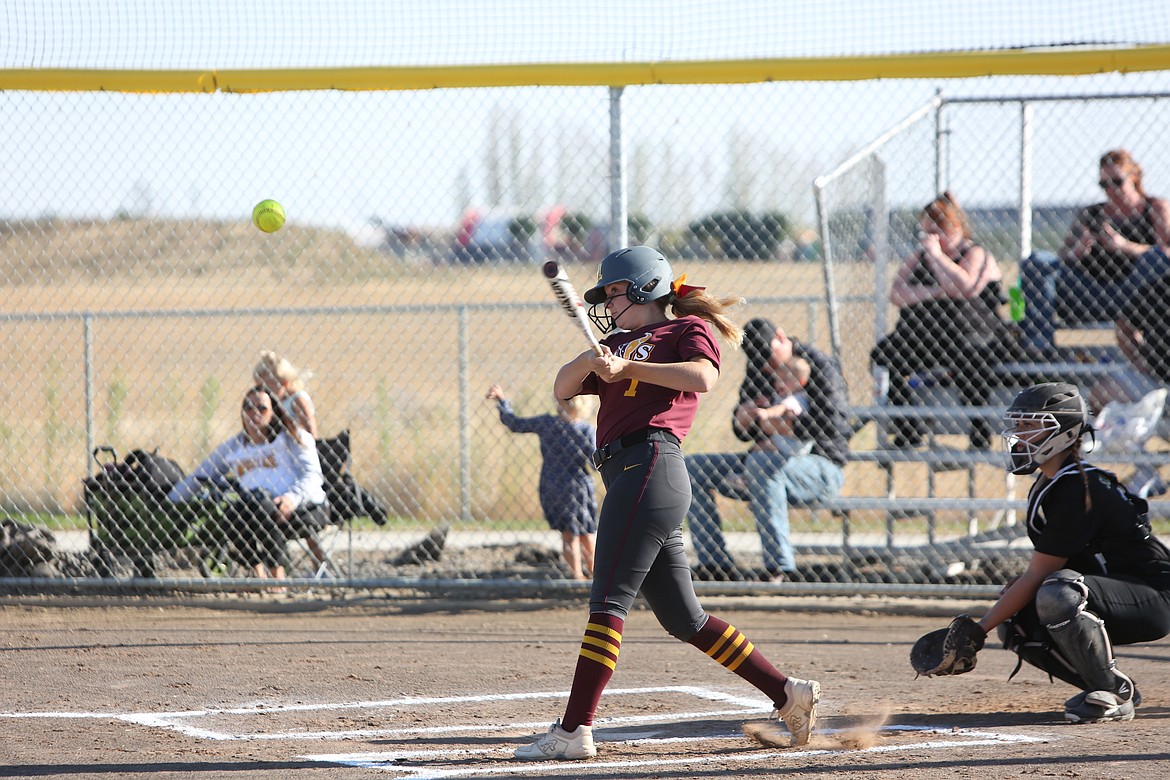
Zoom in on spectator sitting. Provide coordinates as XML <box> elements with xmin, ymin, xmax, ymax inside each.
<box><xmin>486</xmin><ymin>383</ymin><xmax>598</xmax><ymax>580</ymax></box>
<box><xmin>870</xmin><ymin>191</ymin><xmax>1012</xmax><ymax>449</ymax></box>
<box><xmin>168</xmin><ymin>386</ymin><xmax>327</xmax><ymax>585</ymax></box>
<box><xmin>721</xmin><ymin>356</ymin><xmax>812</xmax><ymax>496</ymax></box>
<box><xmin>686</xmin><ymin>318</ymin><xmax>850</xmax><ymax>582</ymax></box>
<box><xmin>1086</xmin><ymin>269</ymin><xmax>1170</xmax><ymax>427</ymax></box>
<box><xmin>1019</xmin><ymin>149</ymin><xmax>1170</xmax><ymax>358</ymax></box>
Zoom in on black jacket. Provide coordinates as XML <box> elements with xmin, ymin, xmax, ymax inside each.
<box><xmin>732</xmin><ymin>341</ymin><xmax>851</xmax><ymax>467</ymax></box>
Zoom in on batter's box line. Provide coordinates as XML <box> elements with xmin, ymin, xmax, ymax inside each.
<box><xmin>0</xmin><ymin>685</ymin><xmax>770</xmax><ymax>742</ymax></box>
<box><xmin>302</xmin><ymin>725</ymin><xmax>1056</xmax><ymax>779</ymax></box>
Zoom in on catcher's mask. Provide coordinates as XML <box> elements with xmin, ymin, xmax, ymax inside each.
<box><xmin>1001</xmin><ymin>382</ymin><xmax>1088</xmax><ymax>475</ymax></box>
<box><xmin>583</xmin><ymin>246</ymin><xmax>673</xmax><ymax>333</ymax></box>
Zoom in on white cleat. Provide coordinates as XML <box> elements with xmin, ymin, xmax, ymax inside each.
<box><xmin>514</xmin><ymin>719</ymin><xmax>596</xmax><ymax>761</ymax></box>
<box><xmin>771</xmin><ymin>677</ymin><xmax>822</xmax><ymax>746</ymax></box>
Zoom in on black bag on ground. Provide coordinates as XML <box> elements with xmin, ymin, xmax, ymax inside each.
<box><xmin>0</xmin><ymin>518</ymin><xmax>59</xmax><ymax>577</ymax></box>
<box><xmin>124</xmin><ymin>449</ymin><xmax>185</xmax><ymax>499</ymax></box>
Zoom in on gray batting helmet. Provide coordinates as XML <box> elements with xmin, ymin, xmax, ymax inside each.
<box><xmin>583</xmin><ymin>246</ymin><xmax>674</xmax><ymax>306</ymax></box>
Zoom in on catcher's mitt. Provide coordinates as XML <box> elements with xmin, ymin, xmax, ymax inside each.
<box><xmin>910</xmin><ymin>614</ymin><xmax>986</xmax><ymax>677</ymax></box>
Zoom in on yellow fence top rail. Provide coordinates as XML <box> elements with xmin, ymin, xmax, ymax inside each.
<box><xmin>4</xmin><ymin>45</ymin><xmax>1170</xmax><ymax>93</ymax></box>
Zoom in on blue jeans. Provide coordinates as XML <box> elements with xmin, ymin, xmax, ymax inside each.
<box><xmin>1020</xmin><ymin>248</ymin><xmax>1170</xmax><ymax>353</ymax></box>
<box><xmin>686</xmin><ymin>450</ymin><xmax>844</xmax><ymax>574</ymax></box>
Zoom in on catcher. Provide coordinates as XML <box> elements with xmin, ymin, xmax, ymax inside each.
<box><xmin>911</xmin><ymin>382</ymin><xmax>1170</xmax><ymax>723</ymax></box>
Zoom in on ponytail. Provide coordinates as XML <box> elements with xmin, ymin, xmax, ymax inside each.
<box><xmin>670</xmin><ymin>289</ymin><xmax>745</xmax><ymax>346</ymax></box>
<box><xmin>1070</xmin><ymin>449</ymin><xmax>1093</xmax><ymax>513</ymax></box>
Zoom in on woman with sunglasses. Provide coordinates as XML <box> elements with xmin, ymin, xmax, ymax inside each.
<box><xmin>1019</xmin><ymin>149</ymin><xmax>1170</xmax><ymax>358</ymax></box>
<box><xmin>168</xmin><ymin>385</ymin><xmax>327</xmax><ymax>583</ymax></box>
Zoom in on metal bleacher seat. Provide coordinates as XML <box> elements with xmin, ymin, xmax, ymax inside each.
<box><xmin>829</xmin><ymin>399</ymin><xmax>1170</xmax><ymax>547</ymax></box>
<box><xmin>836</xmin><ymin>406</ymin><xmax>1017</xmax><ymax>545</ymax></box>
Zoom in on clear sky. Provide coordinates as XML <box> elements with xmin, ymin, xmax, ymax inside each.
<box><xmin>6</xmin><ymin>1</ymin><xmax>1170</xmax><ymax>68</ymax></box>
<box><xmin>2</xmin><ymin>2</ymin><xmax>1170</xmax><ymax>233</ymax></box>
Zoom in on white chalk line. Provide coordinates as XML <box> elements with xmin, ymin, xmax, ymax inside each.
<box><xmin>1</xmin><ymin>684</ymin><xmax>1060</xmax><ymax>779</ymax></box>
<box><xmin>301</xmin><ymin>726</ymin><xmax>1054</xmax><ymax>778</ymax></box>
<box><xmin>0</xmin><ymin>686</ymin><xmax>769</xmax><ymax>742</ymax></box>
<box><xmin>124</xmin><ymin>706</ymin><xmax>766</xmax><ymax>742</ymax></box>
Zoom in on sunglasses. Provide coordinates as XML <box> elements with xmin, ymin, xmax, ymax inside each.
<box><xmin>242</xmin><ymin>400</ymin><xmax>272</xmax><ymax>412</ymax></box>
<box><xmin>1099</xmin><ymin>176</ymin><xmax>1128</xmax><ymax>189</ymax></box>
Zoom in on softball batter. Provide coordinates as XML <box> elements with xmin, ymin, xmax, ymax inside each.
<box><xmin>514</xmin><ymin>246</ymin><xmax>821</xmax><ymax>761</ymax></box>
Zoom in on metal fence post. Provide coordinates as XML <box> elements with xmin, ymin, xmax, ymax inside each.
<box><xmin>84</xmin><ymin>313</ymin><xmax>94</xmax><ymax>476</ymax></box>
<box><xmin>459</xmin><ymin>304</ymin><xmax>471</xmax><ymax>524</ymax></box>
<box><xmin>609</xmin><ymin>86</ymin><xmax>627</xmax><ymax>252</ymax></box>
<box><xmin>1019</xmin><ymin>100</ymin><xmax>1034</xmax><ymax>260</ymax></box>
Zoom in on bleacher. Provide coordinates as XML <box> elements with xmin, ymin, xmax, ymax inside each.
<box><xmin>789</xmin><ymin>393</ymin><xmax>1170</xmax><ymax>581</ymax></box>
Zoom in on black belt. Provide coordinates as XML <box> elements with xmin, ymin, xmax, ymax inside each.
<box><xmin>591</xmin><ymin>428</ymin><xmax>680</xmax><ymax>469</ymax></box>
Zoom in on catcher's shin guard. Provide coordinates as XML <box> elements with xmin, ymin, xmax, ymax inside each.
<box><xmin>997</xmin><ymin>618</ymin><xmax>1091</xmax><ymax>689</ymax></box>
<box><xmin>1037</xmin><ymin>570</ymin><xmax>1122</xmax><ymax>694</ymax></box>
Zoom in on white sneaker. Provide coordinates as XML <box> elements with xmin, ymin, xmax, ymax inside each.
<box><xmin>514</xmin><ymin>719</ymin><xmax>596</xmax><ymax>761</ymax></box>
<box><xmin>771</xmin><ymin>677</ymin><xmax>821</xmax><ymax>746</ymax></box>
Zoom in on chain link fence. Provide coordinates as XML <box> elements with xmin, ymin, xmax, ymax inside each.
<box><xmin>812</xmin><ymin>91</ymin><xmax>1170</xmax><ymax>592</ymax></box>
<box><xmin>3</xmin><ymin>42</ymin><xmax>1170</xmax><ymax>593</ymax></box>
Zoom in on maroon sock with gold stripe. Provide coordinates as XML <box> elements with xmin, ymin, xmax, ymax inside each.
<box><xmin>561</xmin><ymin>613</ymin><xmax>624</xmax><ymax>731</ymax></box>
<box><xmin>688</xmin><ymin>615</ymin><xmax>788</xmax><ymax>707</ymax></box>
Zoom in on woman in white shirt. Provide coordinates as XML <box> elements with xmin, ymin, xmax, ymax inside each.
<box><xmin>169</xmin><ymin>386</ymin><xmax>326</xmax><ymax>582</ymax></box>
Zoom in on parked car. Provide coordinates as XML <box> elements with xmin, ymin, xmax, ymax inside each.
<box><xmin>451</xmin><ymin>208</ymin><xmax>536</xmax><ymax>264</ymax></box>
<box><xmin>450</xmin><ymin>205</ymin><xmax>604</xmax><ymax>265</ymax></box>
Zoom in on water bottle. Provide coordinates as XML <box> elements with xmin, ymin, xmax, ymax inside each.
<box><xmin>872</xmin><ymin>366</ymin><xmax>889</xmax><ymax>405</ymax></box>
<box><xmin>1009</xmin><ymin>279</ymin><xmax>1026</xmax><ymax>323</ymax></box>
<box><xmin>908</xmin><ymin>373</ymin><xmax>935</xmax><ymax>391</ymax></box>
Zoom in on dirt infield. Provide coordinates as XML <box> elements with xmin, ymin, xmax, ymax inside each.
<box><xmin>3</xmin><ymin>595</ymin><xmax>1170</xmax><ymax>779</ymax></box>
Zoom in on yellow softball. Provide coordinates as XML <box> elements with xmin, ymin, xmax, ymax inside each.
<box><xmin>252</xmin><ymin>199</ymin><xmax>286</xmax><ymax>233</ymax></box>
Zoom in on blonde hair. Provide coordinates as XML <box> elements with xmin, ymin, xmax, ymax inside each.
<box><xmin>253</xmin><ymin>350</ymin><xmax>311</xmax><ymax>393</ymax></box>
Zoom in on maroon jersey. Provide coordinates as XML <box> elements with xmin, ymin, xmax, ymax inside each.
<box><xmin>580</xmin><ymin>315</ymin><xmax>721</xmax><ymax>447</ymax></box>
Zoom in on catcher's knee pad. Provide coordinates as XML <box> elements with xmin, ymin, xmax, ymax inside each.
<box><xmin>1035</xmin><ymin>568</ymin><xmax>1089</xmax><ymax>627</ymax></box>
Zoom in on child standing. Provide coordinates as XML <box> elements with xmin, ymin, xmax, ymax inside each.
<box><xmin>487</xmin><ymin>384</ymin><xmax>598</xmax><ymax>580</ymax></box>
<box><xmin>253</xmin><ymin>351</ymin><xmax>328</xmax><ymax>571</ymax></box>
